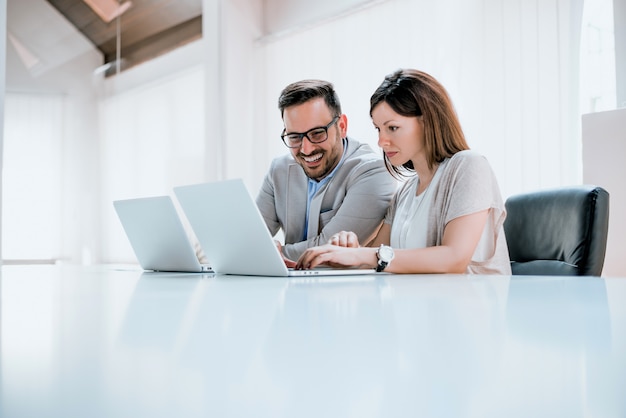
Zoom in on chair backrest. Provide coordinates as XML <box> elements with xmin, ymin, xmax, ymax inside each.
<box><xmin>503</xmin><ymin>185</ymin><xmax>609</xmax><ymax>276</ymax></box>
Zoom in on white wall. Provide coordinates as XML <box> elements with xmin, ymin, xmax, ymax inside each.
<box><xmin>1</xmin><ymin>0</ymin><xmax>6</xmax><ymax>261</ymax></box>
<box><xmin>616</xmin><ymin>0</ymin><xmax>626</xmax><ymax>106</ymax></box>
<box><xmin>582</xmin><ymin>108</ymin><xmax>626</xmax><ymax>277</ymax></box>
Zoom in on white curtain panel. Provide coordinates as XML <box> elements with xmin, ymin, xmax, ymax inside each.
<box><xmin>2</xmin><ymin>93</ymin><xmax>63</xmax><ymax>261</ymax></box>
<box><xmin>261</xmin><ymin>0</ymin><xmax>585</xmax><ymax>199</ymax></box>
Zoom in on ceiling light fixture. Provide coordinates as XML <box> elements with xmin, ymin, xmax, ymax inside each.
<box><xmin>82</xmin><ymin>0</ymin><xmax>132</xmax><ymax>23</ymax></box>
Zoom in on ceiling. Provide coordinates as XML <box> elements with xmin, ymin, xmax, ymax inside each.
<box><xmin>46</xmin><ymin>0</ymin><xmax>203</xmax><ymax>76</ymax></box>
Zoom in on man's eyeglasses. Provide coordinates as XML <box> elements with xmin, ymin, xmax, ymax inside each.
<box><xmin>281</xmin><ymin>116</ymin><xmax>340</xmax><ymax>148</ymax></box>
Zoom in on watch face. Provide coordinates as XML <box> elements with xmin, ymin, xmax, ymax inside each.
<box><xmin>379</xmin><ymin>245</ymin><xmax>394</xmax><ymax>262</ymax></box>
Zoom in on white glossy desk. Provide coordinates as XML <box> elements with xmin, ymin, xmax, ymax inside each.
<box><xmin>1</xmin><ymin>265</ymin><xmax>625</xmax><ymax>418</ymax></box>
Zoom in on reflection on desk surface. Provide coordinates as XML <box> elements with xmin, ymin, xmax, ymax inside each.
<box><xmin>1</xmin><ymin>265</ymin><xmax>625</xmax><ymax>418</ymax></box>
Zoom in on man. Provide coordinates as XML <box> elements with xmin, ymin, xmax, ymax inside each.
<box><xmin>256</xmin><ymin>79</ymin><xmax>396</xmax><ymax>263</ymax></box>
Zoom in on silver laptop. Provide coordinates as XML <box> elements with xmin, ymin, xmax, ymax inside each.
<box><xmin>113</xmin><ymin>196</ymin><xmax>213</xmax><ymax>273</ymax></box>
<box><xmin>173</xmin><ymin>179</ymin><xmax>378</xmax><ymax>277</ymax></box>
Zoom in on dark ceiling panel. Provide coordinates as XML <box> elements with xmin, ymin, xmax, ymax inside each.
<box><xmin>46</xmin><ymin>0</ymin><xmax>202</xmax><ymax>76</ymax></box>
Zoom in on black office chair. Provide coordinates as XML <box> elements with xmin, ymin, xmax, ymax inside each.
<box><xmin>503</xmin><ymin>185</ymin><xmax>609</xmax><ymax>276</ymax></box>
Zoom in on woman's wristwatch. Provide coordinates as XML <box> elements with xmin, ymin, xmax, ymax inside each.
<box><xmin>376</xmin><ymin>244</ymin><xmax>395</xmax><ymax>272</ymax></box>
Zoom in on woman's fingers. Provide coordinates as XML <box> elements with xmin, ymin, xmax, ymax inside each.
<box><xmin>328</xmin><ymin>231</ymin><xmax>359</xmax><ymax>247</ymax></box>
<box><xmin>297</xmin><ymin>245</ymin><xmax>331</xmax><ymax>269</ymax></box>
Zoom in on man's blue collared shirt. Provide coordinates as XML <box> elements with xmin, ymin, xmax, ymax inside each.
<box><xmin>303</xmin><ymin>138</ymin><xmax>347</xmax><ymax>240</ymax></box>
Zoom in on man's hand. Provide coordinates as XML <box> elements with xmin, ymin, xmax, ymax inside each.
<box><xmin>328</xmin><ymin>231</ymin><xmax>360</xmax><ymax>248</ymax></box>
<box><xmin>275</xmin><ymin>240</ymin><xmax>296</xmax><ymax>268</ymax></box>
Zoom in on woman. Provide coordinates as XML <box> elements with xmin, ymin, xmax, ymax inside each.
<box><xmin>296</xmin><ymin>69</ymin><xmax>511</xmax><ymax>274</ymax></box>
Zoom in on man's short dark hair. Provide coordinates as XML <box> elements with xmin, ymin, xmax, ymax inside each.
<box><xmin>278</xmin><ymin>79</ymin><xmax>342</xmax><ymax>117</ymax></box>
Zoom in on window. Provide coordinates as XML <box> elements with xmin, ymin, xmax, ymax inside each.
<box><xmin>2</xmin><ymin>93</ymin><xmax>64</xmax><ymax>262</ymax></box>
<box><xmin>580</xmin><ymin>0</ymin><xmax>616</xmax><ymax>113</ymax></box>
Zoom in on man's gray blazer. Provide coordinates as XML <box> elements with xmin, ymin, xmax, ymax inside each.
<box><xmin>256</xmin><ymin>137</ymin><xmax>397</xmax><ymax>261</ymax></box>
